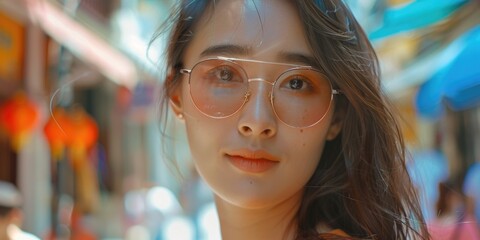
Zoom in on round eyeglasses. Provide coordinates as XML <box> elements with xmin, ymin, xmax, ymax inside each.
<box><xmin>180</xmin><ymin>57</ymin><xmax>340</xmax><ymax>128</ymax></box>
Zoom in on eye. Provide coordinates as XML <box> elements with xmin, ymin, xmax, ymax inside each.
<box><xmin>288</xmin><ymin>78</ymin><xmax>306</xmax><ymax>90</ymax></box>
<box><xmin>282</xmin><ymin>76</ymin><xmax>311</xmax><ymax>91</ymax></box>
<box><xmin>217</xmin><ymin>67</ymin><xmax>233</xmax><ymax>81</ymax></box>
<box><xmin>207</xmin><ymin>64</ymin><xmax>244</xmax><ymax>84</ymax></box>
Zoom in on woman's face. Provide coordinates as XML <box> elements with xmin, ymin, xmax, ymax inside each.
<box><xmin>171</xmin><ymin>0</ymin><xmax>342</xmax><ymax>209</ymax></box>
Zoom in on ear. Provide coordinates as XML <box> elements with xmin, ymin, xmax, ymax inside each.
<box><xmin>167</xmin><ymin>73</ymin><xmax>184</xmax><ymax>120</ymax></box>
<box><xmin>170</xmin><ymin>94</ymin><xmax>184</xmax><ymax>120</ymax></box>
<box><xmin>326</xmin><ymin>109</ymin><xmax>344</xmax><ymax>140</ymax></box>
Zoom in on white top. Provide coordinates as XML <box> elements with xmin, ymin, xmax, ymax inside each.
<box><xmin>7</xmin><ymin>224</ymin><xmax>41</xmax><ymax>240</ymax></box>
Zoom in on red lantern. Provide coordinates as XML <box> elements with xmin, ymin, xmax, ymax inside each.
<box><xmin>44</xmin><ymin>108</ymin><xmax>72</xmax><ymax>160</ymax></box>
<box><xmin>0</xmin><ymin>91</ymin><xmax>40</xmax><ymax>151</ymax></box>
<box><xmin>67</xmin><ymin>107</ymin><xmax>98</xmax><ymax>169</ymax></box>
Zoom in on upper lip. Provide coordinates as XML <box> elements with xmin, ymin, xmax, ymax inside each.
<box><xmin>225</xmin><ymin>149</ymin><xmax>280</xmax><ymax>161</ymax></box>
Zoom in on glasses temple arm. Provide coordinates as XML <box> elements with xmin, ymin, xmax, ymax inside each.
<box><xmin>180</xmin><ymin>69</ymin><xmax>191</xmax><ymax>74</ymax></box>
<box><xmin>332</xmin><ymin>89</ymin><xmax>342</xmax><ymax>95</ymax></box>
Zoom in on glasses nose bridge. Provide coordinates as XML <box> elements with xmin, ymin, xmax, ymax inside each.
<box><xmin>245</xmin><ymin>77</ymin><xmax>274</xmax><ymax>100</ymax></box>
<box><xmin>248</xmin><ymin>77</ymin><xmax>275</xmax><ymax>86</ymax></box>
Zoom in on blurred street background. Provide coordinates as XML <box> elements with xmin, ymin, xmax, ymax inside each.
<box><xmin>0</xmin><ymin>0</ymin><xmax>479</xmax><ymax>239</ymax></box>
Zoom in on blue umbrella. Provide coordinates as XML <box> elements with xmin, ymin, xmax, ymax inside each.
<box><xmin>416</xmin><ymin>25</ymin><xmax>480</xmax><ymax>118</ymax></box>
<box><xmin>442</xmin><ymin>27</ymin><xmax>480</xmax><ymax>111</ymax></box>
<box><xmin>416</xmin><ymin>68</ymin><xmax>447</xmax><ymax>119</ymax></box>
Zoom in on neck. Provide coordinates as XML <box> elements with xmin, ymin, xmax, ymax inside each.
<box><xmin>214</xmin><ymin>193</ymin><xmax>302</xmax><ymax>240</ymax></box>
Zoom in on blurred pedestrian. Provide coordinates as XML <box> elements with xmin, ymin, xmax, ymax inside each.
<box><xmin>464</xmin><ymin>162</ymin><xmax>480</xmax><ymax>227</ymax></box>
<box><xmin>0</xmin><ymin>181</ymin><xmax>40</xmax><ymax>240</ymax></box>
<box><xmin>428</xmin><ymin>179</ymin><xmax>480</xmax><ymax>240</ymax></box>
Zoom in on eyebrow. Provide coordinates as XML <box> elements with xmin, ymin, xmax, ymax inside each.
<box><xmin>200</xmin><ymin>44</ymin><xmax>251</xmax><ymax>58</ymax></box>
<box><xmin>199</xmin><ymin>44</ymin><xmax>318</xmax><ymax>67</ymax></box>
<box><xmin>277</xmin><ymin>52</ymin><xmax>318</xmax><ymax>68</ymax></box>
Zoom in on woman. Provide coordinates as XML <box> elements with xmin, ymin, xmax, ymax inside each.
<box><xmin>152</xmin><ymin>0</ymin><xmax>429</xmax><ymax>239</ymax></box>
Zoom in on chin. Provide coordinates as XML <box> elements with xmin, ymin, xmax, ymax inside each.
<box><xmin>212</xmin><ymin>182</ymin><xmax>284</xmax><ymax>210</ymax></box>
<box><xmin>224</xmin><ymin>195</ymin><xmax>279</xmax><ymax>210</ymax></box>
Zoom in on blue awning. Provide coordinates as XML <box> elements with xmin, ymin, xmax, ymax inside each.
<box><xmin>416</xmin><ymin>25</ymin><xmax>480</xmax><ymax>119</ymax></box>
<box><xmin>369</xmin><ymin>0</ymin><xmax>468</xmax><ymax>40</ymax></box>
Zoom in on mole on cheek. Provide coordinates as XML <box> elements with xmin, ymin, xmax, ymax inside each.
<box><xmin>300</xmin><ymin>129</ymin><xmax>304</xmax><ymax>133</ymax></box>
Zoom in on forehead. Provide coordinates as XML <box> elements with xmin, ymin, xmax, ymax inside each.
<box><xmin>183</xmin><ymin>0</ymin><xmax>312</xmax><ymax>63</ymax></box>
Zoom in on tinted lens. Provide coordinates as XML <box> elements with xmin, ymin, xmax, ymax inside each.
<box><xmin>189</xmin><ymin>59</ymin><xmax>249</xmax><ymax>117</ymax></box>
<box><xmin>272</xmin><ymin>68</ymin><xmax>333</xmax><ymax>127</ymax></box>
<box><xmin>187</xmin><ymin>59</ymin><xmax>334</xmax><ymax>127</ymax></box>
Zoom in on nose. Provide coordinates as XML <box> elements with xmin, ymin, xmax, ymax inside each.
<box><xmin>237</xmin><ymin>79</ymin><xmax>277</xmax><ymax>138</ymax></box>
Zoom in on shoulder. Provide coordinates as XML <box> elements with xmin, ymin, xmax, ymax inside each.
<box><xmin>316</xmin><ymin>223</ymin><xmax>352</xmax><ymax>239</ymax></box>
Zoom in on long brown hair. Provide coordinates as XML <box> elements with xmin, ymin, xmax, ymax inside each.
<box><xmin>150</xmin><ymin>0</ymin><xmax>429</xmax><ymax>239</ymax></box>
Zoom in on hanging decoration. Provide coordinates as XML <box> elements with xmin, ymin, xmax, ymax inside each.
<box><xmin>67</xmin><ymin>107</ymin><xmax>99</xmax><ymax>170</ymax></box>
<box><xmin>43</xmin><ymin>107</ymin><xmax>98</xmax><ymax>168</ymax></box>
<box><xmin>44</xmin><ymin>108</ymin><xmax>72</xmax><ymax>160</ymax></box>
<box><xmin>66</xmin><ymin>107</ymin><xmax>100</xmax><ymax>213</ymax></box>
<box><xmin>44</xmin><ymin>106</ymin><xmax>100</xmax><ymax>227</ymax></box>
<box><xmin>0</xmin><ymin>91</ymin><xmax>40</xmax><ymax>151</ymax></box>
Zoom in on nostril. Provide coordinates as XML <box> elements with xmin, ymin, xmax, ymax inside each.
<box><xmin>263</xmin><ymin>129</ymin><xmax>272</xmax><ymax>136</ymax></box>
<box><xmin>238</xmin><ymin>124</ymin><xmax>276</xmax><ymax>138</ymax></box>
<box><xmin>241</xmin><ymin>126</ymin><xmax>252</xmax><ymax>134</ymax></box>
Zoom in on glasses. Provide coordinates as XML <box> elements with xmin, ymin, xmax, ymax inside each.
<box><xmin>180</xmin><ymin>57</ymin><xmax>340</xmax><ymax>128</ymax></box>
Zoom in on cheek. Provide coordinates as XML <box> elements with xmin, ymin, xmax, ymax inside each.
<box><xmin>284</xmin><ymin>128</ymin><xmax>329</xmax><ymax>174</ymax></box>
<box><xmin>183</xmin><ymin>103</ymin><xmax>234</xmax><ymax>167</ymax></box>
<box><xmin>184</xmin><ymin>117</ymin><xmax>226</xmax><ymax>159</ymax></box>
<box><xmin>289</xmin><ymin>127</ymin><xmax>329</xmax><ymax>159</ymax></box>
<box><xmin>184</xmin><ymin>117</ymin><xmax>224</xmax><ymax>191</ymax></box>
<box><xmin>274</xmin><ymin>127</ymin><xmax>330</xmax><ymax>184</ymax></box>
<box><xmin>299</xmin><ymin>129</ymin><xmax>308</xmax><ymax>148</ymax></box>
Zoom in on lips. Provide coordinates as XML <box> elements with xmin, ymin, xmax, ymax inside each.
<box><xmin>225</xmin><ymin>149</ymin><xmax>279</xmax><ymax>173</ymax></box>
